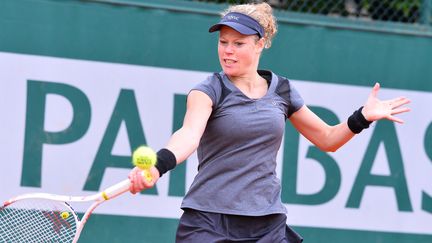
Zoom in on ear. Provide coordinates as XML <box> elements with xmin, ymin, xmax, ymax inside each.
<box><xmin>255</xmin><ymin>37</ymin><xmax>265</xmax><ymax>54</ymax></box>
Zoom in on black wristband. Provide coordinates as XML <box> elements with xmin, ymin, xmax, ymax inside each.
<box><xmin>347</xmin><ymin>106</ymin><xmax>372</xmax><ymax>134</ymax></box>
<box><xmin>155</xmin><ymin>148</ymin><xmax>177</xmax><ymax>177</ymax></box>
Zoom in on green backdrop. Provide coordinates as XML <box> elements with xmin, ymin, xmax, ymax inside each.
<box><xmin>1</xmin><ymin>0</ymin><xmax>431</xmax><ymax>242</ymax></box>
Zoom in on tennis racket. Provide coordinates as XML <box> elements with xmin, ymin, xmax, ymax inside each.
<box><xmin>0</xmin><ymin>176</ymin><xmax>139</xmax><ymax>243</ymax></box>
<box><xmin>0</xmin><ymin>146</ymin><xmax>156</xmax><ymax>243</ymax></box>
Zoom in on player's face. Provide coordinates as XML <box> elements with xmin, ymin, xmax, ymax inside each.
<box><xmin>218</xmin><ymin>26</ymin><xmax>263</xmax><ymax>78</ymax></box>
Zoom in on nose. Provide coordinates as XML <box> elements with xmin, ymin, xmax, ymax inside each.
<box><xmin>224</xmin><ymin>43</ymin><xmax>234</xmax><ymax>54</ymax></box>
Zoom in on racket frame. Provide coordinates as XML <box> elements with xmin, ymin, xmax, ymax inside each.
<box><xmin>2</xmin><ymin>178</ymin><xmax>132</xmax><ymax>243</ymax></box>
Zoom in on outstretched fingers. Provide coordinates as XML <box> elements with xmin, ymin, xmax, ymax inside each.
<box><xmin>391</xmin><ymin>106</ymin><xmax>411</xmax><ymax>115</ymax></box>
<box><xmin>387</xmin><ymin>96</ymin><xmax>410</xmax><ymax>109</ymax></box>
<box><xmin>387</xmin><ymin>115</ymin><xmax>405</xmax><ymax>124</ymax></box>
<box><xmin>365</xmin><ymin>83</ymin><xmax>411</xmax><ymax>124</ymax></box>
<box><xmin>387</xmin><ymin>98</ymin><xmax>410</xmax><ymax>123</ymax></box>
<box><xmin>369</xmin><ymin>82</ymin><xmax>380</xmax><ymax>99</ymax></box>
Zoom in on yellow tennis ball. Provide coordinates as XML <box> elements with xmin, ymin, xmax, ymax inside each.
<box><xmin>60</xmin><ymin>211</ymin><xmax>70</xmax><ymax>219</ymax></box>
<box><xmin>132</xmin><ymin>146</ymin><xmax>157</xmax><ymax>170</ymax></box>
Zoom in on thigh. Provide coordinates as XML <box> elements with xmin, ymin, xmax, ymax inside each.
<box><xmin>227</xmin><ymin>214</ymin><xmax>286</xmax><ymax>243</ymax></box>
<box><xmin>227</xmin><ymin>213</ymin><xmax>285</xmax><ymax>241</ymax></box>
<box><xmin>176</xmin><ymin>209</ymin><xmax>303</xmax><ymax>243</ymax></box>
<box><xmin>228</xmin><ymin>214</ymin><xmax>302</xmax><ymax>243</ymax></box>
<box><xmin>175</xmin><ymin>209</ymin><xmax>227</xmax><ymax>243</ymax></box>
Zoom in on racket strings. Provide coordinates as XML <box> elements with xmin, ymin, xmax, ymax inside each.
<box><xmin>0</xmin><ymin>198</ymin><xmax>77</xmax><ymax>242</ymax></box>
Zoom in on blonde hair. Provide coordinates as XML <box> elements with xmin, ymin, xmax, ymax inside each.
<box><xmin>222</xmin><ymin>2</ymin><xmax>277</xmax><ymax>49</ymax></box>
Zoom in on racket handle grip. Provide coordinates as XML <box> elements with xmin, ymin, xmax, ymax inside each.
<box><xmin>102</xmin><ymin>171</ymin><xmax>151</xmax><ymax>200</ymax></box>
<box><xmin>102</xmin><ymin>179</ymin><xmax>131</xmax><ymax>200</ymax></box>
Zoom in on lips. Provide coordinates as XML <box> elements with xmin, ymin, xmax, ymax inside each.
<box><xmin>224</xmin><ymin>58</ymin><xmax>237</xmax><ymax>65</ymax></box>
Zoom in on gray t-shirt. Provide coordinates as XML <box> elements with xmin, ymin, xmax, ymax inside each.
<box><xmin>181</xmin><ymin>70</ymin><xmax>304</xmax><ymax>216</ymax></box>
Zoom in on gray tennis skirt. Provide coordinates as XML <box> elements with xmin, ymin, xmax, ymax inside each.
<box><xmin>176</xmin><ymin>208</ymin><xmax>303</xmax><ymax>243</ymax></box>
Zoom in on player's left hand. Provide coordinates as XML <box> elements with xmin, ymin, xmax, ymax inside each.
<box><xmin>361</xmin><ymin>83</ymin><xmax>411</xmax><ymax>123</ymax></box>
<box><xmin>128</xmin><ymin>166</ymin><xmax>160</xmax><ymax>194</ymax></box>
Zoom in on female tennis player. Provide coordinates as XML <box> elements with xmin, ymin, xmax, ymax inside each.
<box><xmin>128</xmin><ymin>2</ymin><xmax>410</xmax><ymax>242</ymax></box>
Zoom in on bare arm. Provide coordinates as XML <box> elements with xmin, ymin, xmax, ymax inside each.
<box><xmin>290</xmin><ymin>105</ymin><xmax>354</xmax><ymax>152</ymax></box>
<box><xmin>129</xmin><ymin>90</ymin><xmax>212</xmax><ymax>193</ymax></box>
<box><xmin>165</xmin><ymin>90</ymin><xmax>213</xmax><ymax>164</ymax></box>
<box><xmin>290</xmin><ymin>83</ymin><xmax>410</xmax><ymax>152</ymax></box>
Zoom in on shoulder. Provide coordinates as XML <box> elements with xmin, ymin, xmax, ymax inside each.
<box><xmin>191</xmin><ymin>72</ymin><xmax>231</xmax><ymax>108</ymax></box>
<box><xmin>269</xmin><ymin>71</ymin><xmax>305</xmax><ymax>118</ymax></box>
<box><xmin>273</xmin><ymin>74</ymin><xmax>291</xmax><ymax>100</ymax></box>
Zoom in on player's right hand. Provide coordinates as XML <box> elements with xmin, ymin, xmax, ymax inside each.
<box><xmin>128</xmin><ymin>166</ymin><xmax>160</xmax><ymax>194</ymax></box>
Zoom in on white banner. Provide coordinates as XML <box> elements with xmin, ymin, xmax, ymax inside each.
<box><xmin>0</xmin><ymin>52</ymin><xmax>431</xmax><ymax>235</ymax></box>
